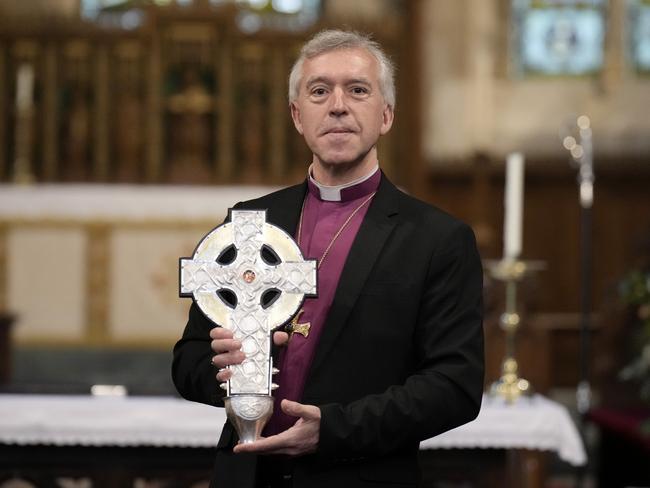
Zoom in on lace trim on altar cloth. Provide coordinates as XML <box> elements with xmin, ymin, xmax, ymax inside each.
<box><xmin>0</xmin><ymin>394</ymin><xmax>586</xmax><ymax>466</ymax></box>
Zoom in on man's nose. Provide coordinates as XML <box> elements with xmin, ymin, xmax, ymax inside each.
<box><xmin>329</xmin><ymin>87</ymin><xmax>348</xmax><ymax>116</ymax></box>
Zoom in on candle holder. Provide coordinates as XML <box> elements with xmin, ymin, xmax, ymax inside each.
<box><xmin>484</xmin><ymin>258</ymin><xmax>545</xmax><ymax>403</ymax></box>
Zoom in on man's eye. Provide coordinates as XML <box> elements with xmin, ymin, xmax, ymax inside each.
<box><xmin>351</xmin><ymin>87</ymin><xmax>368</xmax><ymax>95</ymax></box>
<box><xmin>312</xmin><ymin>88</ymin><xmax>327</xmax><ymax>96</ymax></box>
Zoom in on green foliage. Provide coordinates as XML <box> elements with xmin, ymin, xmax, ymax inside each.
<box><xmin>618</xmin><ymin>269</ymin><xmax>650</xmax><ymax>402</ymax></box>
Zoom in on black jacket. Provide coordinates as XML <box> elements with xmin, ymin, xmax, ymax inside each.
<box><xmin>172</xmin><ymin>174</ymin><xmax>484</xmax><ymax>488</ymax></box>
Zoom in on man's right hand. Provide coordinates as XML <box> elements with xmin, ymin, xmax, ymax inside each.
<box><xmin>209</xmin><ymin>327</ymin><xmax>289</xmax><ymax>383</ymax></box>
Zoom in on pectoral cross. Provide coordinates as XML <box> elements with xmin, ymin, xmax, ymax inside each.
<box><xmin>287</xmin><ymin>308</ymin><xmax>311</xmax><ymax>339</ymax></box>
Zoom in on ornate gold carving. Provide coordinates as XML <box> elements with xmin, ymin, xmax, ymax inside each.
<box><xmin>217</xmin><ymin>41</ymin><xmax>234</xmax><ymax>181</ymax></box>
<box><xmin>237</xmin><ymin>42</ymin><xmax>265</xmax><ymax>182</ymax></box>
<box><xmin>63</xmin><ymin>40</ymin><xmax>90</xmax><ymax>60</ymax></box>
<box><xmin>161</xmin><ymin>21</ymin><xmax>217</xmax><ymax>184</ymax></box>
<box><xmin>0</xmin><ymin>224</ymin><xmax>7</xmax><ymax>312</ymax></box>
<box><xmin>165</xmin><ymin>23</ymin><xmax>215</xmax><ymax>67</ymax></box>
<box><xmin>269</xmin><ymin>47</ymin><xmax>287</xmax><ymax>183</ymax></box>
<box><xmin>166</xmin><ymin>66</ymin><xmax>214</xmax><ymax>184</ymax></box>
<box><xmin>42</xmin><ymin>43</ymin><xmax>58</xmax><ymax>182</ymax></box>
<box><xmin>146</xmin><ymin>33</ymin><xmax>163</xmax><ymax>183</ymax></box>
<box><xmin>11</xmin><ymin>40</ymin><xmax>39</xmax><ymax>59</ymax></box>
<box><xmin>115</xmin><ymin>40</ymin><xmax>143</xmax><ymax>60</ymax></box>
<box><xmin>86</xmin><ymin>224</ymin><xmax>110</xmax><ymax>343</ymax></box>
<box><xmin>94</xmin><ymin>44</ymin><xmax>110</xmax><ymax>182</ymax></box>
<box><xmin>114</xmin><ymin>41</ymin><xmax>145</xmax><ymax>183</ymax></box>
<box><xmin>167</xmin><ymin>23</ymin><xmax>215</xmax><ymax>41</ymax></box>
<box><xmin>61</xmin><ymin>40</ymin><xmax>92</xmax><ymax>182</ymax></box>
<box><xmin>12</xmin><ymin>62</ymin><xmax>36</xmax><ymax>184</ymax></box>
<box><xmin>0</xmin><ymin>42</ymin><xmax>5</xmax><ymax>181</ymax></box>
<box><xmin>0</xmin><ymin>11</ymin><xmax>402</xmax><ymax>187</ymax></box>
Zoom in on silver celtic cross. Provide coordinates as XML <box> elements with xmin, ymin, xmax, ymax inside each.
<box><xmin>180</xmin><ymin>209</ymin><xmax>317</xmax><ymax>442</ymax></box>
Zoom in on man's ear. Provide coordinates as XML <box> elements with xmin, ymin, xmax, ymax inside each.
<box><xmin>379</xmin><ymin>104</ymin><xmax>394</xmax><ymax>136</ymax></box>
<box><xmin>290</xmin><ymin>102</ymin><xmax>304</xmax><ymax>135</ymax></box>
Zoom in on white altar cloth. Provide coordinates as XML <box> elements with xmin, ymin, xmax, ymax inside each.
<box><xmin>0</xmin><ymin>184</ymin><xmax>279</xmax><ymax>222</ymax></box>
<box><xmin>420</xmin><ymin>394</ymin><xmax>586</xmax><ymax>466</ymax></box>
<box><xmin>0</xmin><ymin>394</ymin><xmax>586</xmax><ymax>466</ymax></box>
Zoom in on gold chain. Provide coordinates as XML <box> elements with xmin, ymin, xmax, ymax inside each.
<box><xmin>297</xmin><ymin>191</ymin><xmax>376</xmax><ymax>269</ymax></box>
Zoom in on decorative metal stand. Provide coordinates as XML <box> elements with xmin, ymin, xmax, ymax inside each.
<box><xmin>485</xmin><ymin>259</ymin><xmax>545</xmax><ymax>403</ymax></box>
<box><xmin>561</xmin><ymin>114</ymin><xmax>595</xmax><ymax>415</ymax></box>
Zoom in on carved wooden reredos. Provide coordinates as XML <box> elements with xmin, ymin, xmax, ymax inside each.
<box><xmin>0</xmin><ymin>1</ymin><xmax>411</xmax><ymax>186</ymax></box>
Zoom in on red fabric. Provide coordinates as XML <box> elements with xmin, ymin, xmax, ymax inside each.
<box><xmin>588</xmin><ymin>407</ymin><xmax>650</xmax><ymax>450</ymax></box>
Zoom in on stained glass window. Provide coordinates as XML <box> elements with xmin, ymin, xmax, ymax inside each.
<box><xmin>230</xmin><ymin>0</ymin><xmax>321</xmax><ymax>32</ymax></box>
<box><xmin>628</xmin><ymin>0</ymin><xmax>650</xmax><ymax>73</ymax></box>
<box><xmin>81</xmin><ymin>0</ymin><xmax>148</xmax><ymax>29</ymax></box>
<box><xmin>512</xmin><ymin>0</ymin><xmax>607</xmax><ymax>76</ymax></box>
<box><xmin>82</xmin><ymin>0</ymin><xmax>320</xmax><ymax>31</ymax></box>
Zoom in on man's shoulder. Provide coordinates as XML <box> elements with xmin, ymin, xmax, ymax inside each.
<box><xmin>388</xmin><ymin>181</ymin><xmax>467</xmax><ymax>233</ymax></box>
<box><xmin>388</xmin><ymin>185</ymin><xmax>478</xmax><ymax>261</ymax></box>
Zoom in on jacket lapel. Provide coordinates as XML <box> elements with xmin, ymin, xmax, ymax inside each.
<box><xmin>263</xmin><ymin>181</ymin><xmax>307</xmax><ymax>236</ymax></box>
<box><xmin>309</xmin><ymin>175</ymin><xmax>400</xmax><ymax>375</ymax></box>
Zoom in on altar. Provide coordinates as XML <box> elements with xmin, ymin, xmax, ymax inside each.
<box><xmin>0</xmin><ymin>393</ymin><xmax>586</xmax><ymax>487</ymax></box>
<box><xmin>0</xmin><ymin>184</ymin><xmax>277</xmax><ymax>349</ymax></box>
<box><xmin>1</xmin><ymin>186</ymin><xmax>587</xmax><ymax>487</ymax></box>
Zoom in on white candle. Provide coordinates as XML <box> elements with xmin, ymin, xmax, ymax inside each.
<box><xmin>503</xmin><ymin>152</ymin><xmax>525</xmax><ymax>260</ymax></box>
<box><xmin>15</xmin><ymin>63</ymin><xmax>34</xmax><ymax>112</ymax></box>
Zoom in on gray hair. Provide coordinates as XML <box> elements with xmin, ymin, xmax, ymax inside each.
<box><xmin>288</xmin><ymin>30</ymin><xmax>396</xmax><ymax>109</ymax></box>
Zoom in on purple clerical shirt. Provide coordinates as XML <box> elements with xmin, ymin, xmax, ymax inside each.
<box><xmin>263</xmin><ymin>168</ymin><xmax>382</xmax><ymax>436</ymax></box>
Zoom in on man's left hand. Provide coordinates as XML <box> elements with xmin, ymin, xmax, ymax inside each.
<box><xmin>233</xmin><ymin>399</ymin><xmax>320</xmax><ymax>456</ymax></box>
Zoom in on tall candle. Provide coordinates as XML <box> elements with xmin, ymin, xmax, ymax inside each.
<box><xmin>15</xmin><ymin>63</ymin><xmax>34</xmax><ymax>112</ymax></box>
<box><xmin>503</xmin><ymin>152</ymin><xmax>525</xmax><ymax>260</ymax></box>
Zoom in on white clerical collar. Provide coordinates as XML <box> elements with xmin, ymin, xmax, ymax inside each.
<box><xmin>307</xmin><ymin>164</ymin><xmax>380</xmax><ymax>202</ymax></box>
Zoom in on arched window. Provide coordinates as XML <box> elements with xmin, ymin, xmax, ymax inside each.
<box><xmin>81</xmin><ymin>0</ymin><xmax>321</xmax><ymax>31</ymax></box>
<box><xmin>628</xmin><ymin>0</ymin><xmax>650</xmax><ymax>73</ymax></box>
<box><xmin>511</xmin><ymin>0</ymin><xmax>607</xmax><ymax>76</ymax></box>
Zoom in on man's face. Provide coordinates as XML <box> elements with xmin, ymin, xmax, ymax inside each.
<box><xmin>290</xmin><ymin>48</ymin><xmax>394</xmax><ymax>171</ymax></box>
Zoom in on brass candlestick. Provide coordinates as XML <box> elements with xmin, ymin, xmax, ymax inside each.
<box><xmin>484</xmin><ymin>259</ymin><xmax>545</xmax><ymax>403</ymax></box>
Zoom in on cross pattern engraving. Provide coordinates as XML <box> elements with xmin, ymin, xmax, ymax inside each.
<box><xmin>180</xmin><ymin>210</ymin><xmax>317</xmax><ymax>398</ymax></box>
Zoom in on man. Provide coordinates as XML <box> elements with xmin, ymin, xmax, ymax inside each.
<box><xmin>172</xmin><ymin>30</ymin><xmax>484</xmax><ymax>488</ymax></box>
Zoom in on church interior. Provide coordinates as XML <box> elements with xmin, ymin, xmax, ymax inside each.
<box><xmin>1</xmin><ymin>0</ymin><xmax>650</xmax><ymax>486</ymax></box>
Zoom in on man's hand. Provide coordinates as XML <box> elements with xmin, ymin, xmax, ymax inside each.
<box><xmin>233</xmin><ymin>399</ymin><xmax>321</xmax><ymax>456</ymax></box>
<box><xmin>210</xmin><ymin>328</ymin><xmax>289</xmax><ymax>382</ymax></box>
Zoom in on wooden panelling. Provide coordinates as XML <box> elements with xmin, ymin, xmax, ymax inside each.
<box><xmin>425</xmin><ymin>159</ymin><xmax>650</xmax><ymax>314</ymax></box>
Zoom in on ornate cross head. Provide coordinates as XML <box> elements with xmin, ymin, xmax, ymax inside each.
<box><xmin>180</xmin><ymin>209</ymin><xmax>317</xmax><ymax>399</ymax></box>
